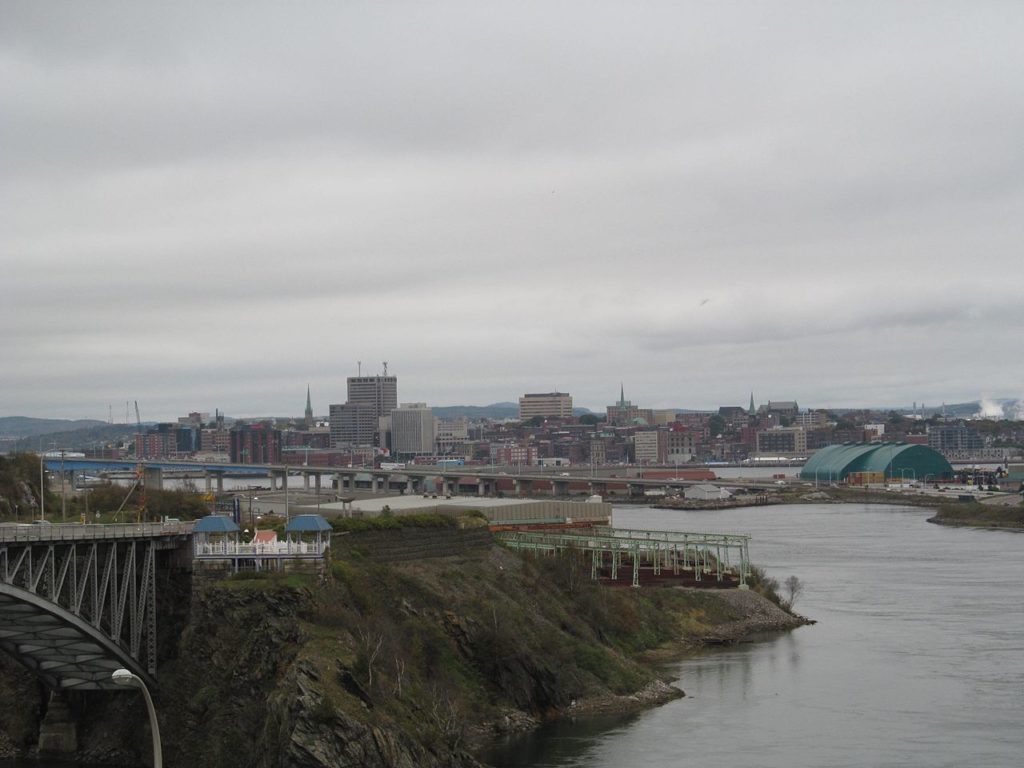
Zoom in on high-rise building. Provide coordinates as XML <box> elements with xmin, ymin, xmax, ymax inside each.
<box><xmin>329</xmin><ymin>372</ymin><xmax>399</xmax><ymax>448</ymax></box>
<box><xmin>519</xmin><ymin>392</ymin><xmax>573</xmax><ymax>421</ymax></box>
<box><xmin>329</xmin><ymin>402</ymin><xmax>379</xmax><ymax>448</ymax></box>
<box><xmin>391</xmin><ymin>403</ymin><xmax>435</xmax><ymax>456</ymax></box>
<box><xmin>347</xmin><ymin>375</ymin><xmax>398</xmax><ymax>418</ymax></box>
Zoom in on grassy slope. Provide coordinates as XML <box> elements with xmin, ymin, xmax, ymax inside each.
<box><xmin>928</xmin><ymin>502</ymin><xmax>1024</xmax><ymax>528</ymax></box>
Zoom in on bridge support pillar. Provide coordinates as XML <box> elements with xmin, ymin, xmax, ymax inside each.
<box><xmin>314</xmin><ymin>474</ymin><xmax>321</xmax><ymax>493</ymax></box>
<box><xmin>37</xmin><ymin>692</ymin><xmax>77</xmax><ymax>758</ymax></box>
<box><xmin>205</xmin><ymin>473</ymin><xmax>212</xmax><ymax>493</ymax></box>
<box><xmin>406</xmin><ymin>479</ymin><xmax>414</xmax><ymax>494</ymax></box>
<box><xmin>303</xmin><ymin>473</ymin><xmax>310</xmax><ymax>491</ymax></box>
<box><xmin>143</xmin><ymin>466</ymin><xmax>163</xmax><ymax>492</ymax></box>
<box><xmin>216</xmin><ymin>474</ymin><xmax>224</xmax><ymax>493</ymax></box>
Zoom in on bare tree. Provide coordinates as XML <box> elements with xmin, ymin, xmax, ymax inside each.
<box><xmin>783</xmin><ymin>575</ymin><xmax>804</xmax><ymax>610</ymax></box>
<box><xmin>428</xmin><ymin>684</ymin><xmax>464</xmax><ymax>749</ymax></box>
<box><xmin>392</xmin><ymin>656</ymin><xmax>406</xmax><ymax>698</ymax></box>
<box><xmin>356</xmin><ymin>626</ymin><xmax>384</xmax><ymax>689</ymax></box>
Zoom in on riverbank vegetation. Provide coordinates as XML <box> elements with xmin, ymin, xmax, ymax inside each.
<box><xmin>927</xmin><ymin>502</ymin><xmax>1024</xmax><ymax>529</ymax></box>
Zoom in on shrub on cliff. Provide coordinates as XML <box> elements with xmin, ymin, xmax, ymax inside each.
<box><xmin>747</xmin><ymin>565</ymin><xmax>782</xmax><ymax>606</ymax></box>
<box><xmin>330</xmin><ymin>512</ymin><xmax>456</xmax><ymax>533</ymax></box>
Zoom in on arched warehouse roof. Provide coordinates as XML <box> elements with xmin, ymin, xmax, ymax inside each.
<box><xmin>800</xmin><ymin>443</ymin><xmax>953</xmax><ymax>483</ymax></box>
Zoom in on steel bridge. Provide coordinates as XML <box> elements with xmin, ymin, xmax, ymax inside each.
<box><xmin>0</xmin><ymin>523</ymin><xmax>190</xmax><ymax>691</ymax></box>
<box><xmin>495</xmin><ymin>526</ymin><xmax>751</xmax><ymax>588</ymax></box>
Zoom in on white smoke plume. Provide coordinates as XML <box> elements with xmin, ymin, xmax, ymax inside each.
<box><xmin>976</xmin><ymin>398</ymin><xmax>1024</xmax><ymax>420</ymax></box>
<box><xmin>978</xmin><ymin>399</ymin><xmax>1004</xmax><ymax>419</ymax></box>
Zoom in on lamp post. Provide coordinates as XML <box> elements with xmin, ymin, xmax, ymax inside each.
<box><xmin>111</xmin><ymin>669</ymin><xmax>162</xmax><ymax>768</ymax></box>
<box><xmin>39</xmin><ymin>453</ymin><xmax>46</xmax><ymax>521</ymax></box>
<box><xmin>59</xmin><ymin>449</ymin><xmax>68</xmax><ymax>522</ymax></box>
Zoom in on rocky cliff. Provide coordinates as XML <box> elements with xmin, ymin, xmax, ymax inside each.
<box><xmin>0</xmin><ymin>530</ymin><xmax>806</xmax><ymax>767</ymax></box>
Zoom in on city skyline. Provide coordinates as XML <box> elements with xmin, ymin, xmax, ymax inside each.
<box><xmin>3</xmin><ymin>3</ymin><xmax>1023</xmax><ymax>420</ymax></box>
<box><xmin>7</xmin><ymin>385</ymin><xmax>1019</xmax><ymax>427</ymax></box>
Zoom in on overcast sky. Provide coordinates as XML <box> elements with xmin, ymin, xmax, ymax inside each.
<box><xmin>2</xmin><ymin>2</ymin><xmax>1022</xmax><ymax>421</ymax></box>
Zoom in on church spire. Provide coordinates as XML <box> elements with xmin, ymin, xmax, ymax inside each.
<box><xmin>749</xmin><ymin>392</ymin><xmax>755</xmax><ymax>416</ymax></box>
<box><xmin>305</xmin><ymin>384</ymin><xmax>313</xmax><ymax>427</ymax></box>
<box><xmin>619</xmin><ymin>382</ymin><xmax>626</xmax><ymax>407</ymax></box>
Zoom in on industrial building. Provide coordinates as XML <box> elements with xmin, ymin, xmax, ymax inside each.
<box><xmin>800</xmin><ymin>443</ymin><xmax>953</xmax><ymax>484</ymax></box>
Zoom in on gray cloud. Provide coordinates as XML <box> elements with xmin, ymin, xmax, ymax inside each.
<box><xmin>2</xmin><ymin>1</ymin><xmax>1023</xmax><ymax>420</ymax></box>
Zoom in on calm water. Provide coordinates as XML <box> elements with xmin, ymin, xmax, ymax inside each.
<box><xmin>484</xmin><ymin>503</ymin><xmax>1024</xmax><ymax>768</ymax></box>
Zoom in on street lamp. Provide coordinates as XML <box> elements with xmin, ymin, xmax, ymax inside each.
<box><xmin>39</xmin><ymin>453</ymin><xmax>46</xmax><ymax>521</ymax></box>
<box><xmin>111</xmin><ymin>668</ymin><xmax>162</xmax><ymax>768</ymax></box>
<box><xmin>60</xmin><ymin>449</ymin><xmax>67</xmax><ymax>522</ymax></box>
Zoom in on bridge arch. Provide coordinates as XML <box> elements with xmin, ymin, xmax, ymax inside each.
<box><xmin>0</xmin><ymin>582</ymin><xmax>155</xmax><ymax>691</ymax></box>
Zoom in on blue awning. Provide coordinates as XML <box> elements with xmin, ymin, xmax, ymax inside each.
<box><xmin>194</xmin><ymin>515</ymin><xmax>240</xmax><ymax>533</ymax></box>
<box><xmin>285</xmin><ymin>514</ymin><xmax>331</xmax><ymax>533</ymax></box>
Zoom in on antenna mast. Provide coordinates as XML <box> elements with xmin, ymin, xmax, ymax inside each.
<box><xmin>382</xmin><ymin>361</ymin><xmax>388</xmax><ymax>376</ymax></box>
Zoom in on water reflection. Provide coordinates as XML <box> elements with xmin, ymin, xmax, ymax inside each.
<box><xmin>482</xmin><ymin>713</ymin><xmax>641</xmax><ymax>768</ymax></box>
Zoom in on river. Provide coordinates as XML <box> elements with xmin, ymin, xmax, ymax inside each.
<box><xmin>484</xmin><ymin>503</ymin><xmax>1024</xmax><ymax>768</ymax></box>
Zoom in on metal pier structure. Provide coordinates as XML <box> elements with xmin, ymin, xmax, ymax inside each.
<box><xmin>495</xmin><ymin>526</ymin><xmax>750</xmax><ymax>588</ymax></box>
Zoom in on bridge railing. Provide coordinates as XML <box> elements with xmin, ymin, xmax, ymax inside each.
<box><xmin>0</xmin><ymin>521</ymin><xmax>194</xmax><ymax>544</ymax></box>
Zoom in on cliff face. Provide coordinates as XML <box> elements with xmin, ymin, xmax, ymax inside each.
<box><xmin>0</xmin><ymin>532</ymin><xmax>805</xmax><ymax>767</ymax></box>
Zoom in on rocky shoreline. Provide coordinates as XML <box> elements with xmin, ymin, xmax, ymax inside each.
<box><xmin>689</xmin><ymin>588</ymin><xmax>813</xmax><ymax>644</ymax></box>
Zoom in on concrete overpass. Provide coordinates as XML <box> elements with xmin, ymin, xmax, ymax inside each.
<box><xmin>49</xmin><ymin>458</ymin><xmax>778</xmax><ymax>498</ymax></box>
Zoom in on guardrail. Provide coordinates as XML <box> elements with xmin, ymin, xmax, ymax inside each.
<box><xmin>0</xmin><ymin>522</ymin><xmax>194</xmax><ymax>544</ymax></box>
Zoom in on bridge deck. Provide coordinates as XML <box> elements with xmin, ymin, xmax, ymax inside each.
<box><xmin>0</xmin><ymin>522</ymin><xmax>193</xmax><ymax>544</ymax></box>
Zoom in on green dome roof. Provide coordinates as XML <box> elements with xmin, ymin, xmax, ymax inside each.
<box><xmin>800</xmin><ymin>442</ymin><xmax>953</xmax><ymax>482</ymax></box>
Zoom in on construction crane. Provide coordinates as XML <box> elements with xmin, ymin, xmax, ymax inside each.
<box><xmin>132</xmin><ymin>400</ymin><xmax>146</xmax><ymax>521</ymax></box>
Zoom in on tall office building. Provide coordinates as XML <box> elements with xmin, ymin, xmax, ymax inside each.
<box><xmin>391</xmin><ymin>403</ymin><xmax>435</xmax><ymax>456</ymax></box>
<box><xmin>519</xmin><ymin>392</ymin><xmax>573</xmax><ymax>420</ymax></box>
<box><xmin>347</xmin><ymin>375</ymin><xmax>398</xmax><ymax>416</ymax></box>
<box><xmin>329</xmin><ymin>402</ymin><xmax>379</xmax><ymax>448</ymax></box>
<box><xmin>329</xmin><ymin>373</ymin><xmax>399</xmax><ymax>448</ymax></box>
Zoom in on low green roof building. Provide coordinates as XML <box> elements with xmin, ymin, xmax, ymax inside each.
<box><xmin>800</xmin><ymin>442</ymin><xmax>953</xmax><ymax>483</ymax></box>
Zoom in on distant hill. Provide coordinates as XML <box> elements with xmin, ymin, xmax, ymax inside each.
<box><xmin>0</xmin><ymin>416</ymin><xmax>156</xmax><ymax>457</ymax></box>
<box><xmin>0</xmin><ymin>416</ymin><xmax>108</xmax><ymax>439</ymax></box>
<box><xmin>430</xmin><ymin>402</ymin><xmax>594</xmax><ymax>421</ymax></box>
<box><xmin>431</xmin><ymin>403</ymin><xmax>520</xmax><ymax>421</ymax></box>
